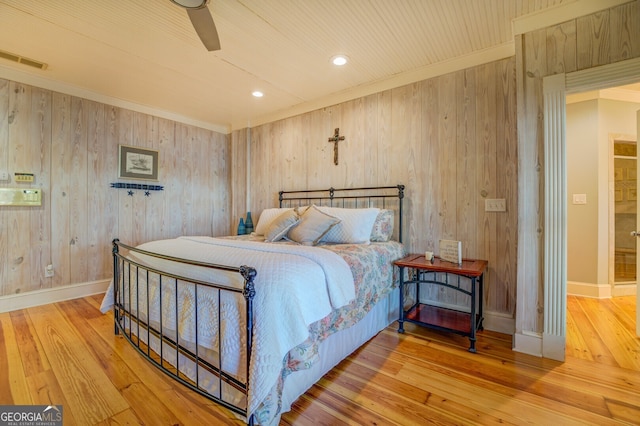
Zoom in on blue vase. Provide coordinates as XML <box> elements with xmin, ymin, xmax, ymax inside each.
<box><xmin>245</xmin><ymin>211</ymin><xmax>254</xmax><ymax>234</ymax></box>
<box><xmin>237</xmin><ymin>218</ymin><xmax>246</xmax><ymax>235</ymax></box>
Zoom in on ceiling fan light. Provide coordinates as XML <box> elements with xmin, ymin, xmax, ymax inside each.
<box><xmin>171</xmin><ymin>0</ymin><xmax>209</xmax><ymax>9</ymax></box>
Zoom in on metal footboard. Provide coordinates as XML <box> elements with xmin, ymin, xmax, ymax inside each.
<box><xmin>112</xmin><ymin>239</ymin><xmax>256</xmax><ymax>424</ymax></box>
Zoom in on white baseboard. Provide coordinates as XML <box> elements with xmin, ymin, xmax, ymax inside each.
<box><xmin>513</xmin><ymin>331</ymin><xmax>542</xmax><ymax>357</ymax></box>
<box><xmin>0</xmin><ymin>280</ymin><xmax>110</xmax><ymax>313</ymax></box>
<box><xmin>483</xmin><ymin>311</ymin><xmax>515</xmax><ymax>335</ymax></box>
<box><xmin>542</xmin><ymin>332</ymin><xmax>566</xmax><ymax>361</ymax></box>
<box><xmin>567</xmin><ymin>281</ymin><xmax>611</xmax><ymax>298</ymax></box>
<box><xmin>514</xmin><ymin>331</ymin><xmax>568</xmax><ymax>361</ymax></box>
<box><xmin>613</xmin><ymin>283</ymin><xmax>637</xmax><ymax>297</ymax></box>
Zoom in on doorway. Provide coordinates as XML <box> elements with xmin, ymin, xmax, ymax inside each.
<box><xmin>566</xmin><ymin>91</ymin><xmax>640</xmax><ymax>299</ymax></box>
<box><xmin>538</xmin><ymin>57</ymin><xmax>640</xmax><ymax>361</ymax></box>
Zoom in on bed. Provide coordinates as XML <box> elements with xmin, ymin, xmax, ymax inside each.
<box><xmin>100</xmin><ymin>185</ymin><xmax>406</xmax><ymax>425</ymax></box>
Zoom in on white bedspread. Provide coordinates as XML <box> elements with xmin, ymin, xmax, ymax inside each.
<box><xmin>101</xmin><ymin>236</ymin><xmax>355</xmax><ymax>417</ymax></box>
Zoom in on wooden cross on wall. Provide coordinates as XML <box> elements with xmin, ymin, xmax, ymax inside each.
<box><xmin>327</xmin><ymin>128</ymin><xmax>345</xmax><ymax>165</ymax></box>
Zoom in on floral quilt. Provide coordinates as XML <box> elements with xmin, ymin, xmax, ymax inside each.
<box><xmin>252</xmin><ymin>240</ymin><xmax>405</xmax><ymax>424</ymax></box>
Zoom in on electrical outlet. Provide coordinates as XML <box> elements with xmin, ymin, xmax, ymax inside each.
<box><xmin>0</xmin><ymin>171</ymin><xmax>9</xmax><ymax>181</ymax></box>
<box><xmin>45</xmin><ymin>264</ymin><xmax>54</xmax><ymax>278</ymax></box>
<box><xmin>485</xmin><ymin>198</ymin><xmax>506</xmax><ymax>212</ymax></box>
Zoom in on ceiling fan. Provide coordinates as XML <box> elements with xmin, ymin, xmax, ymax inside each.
<box><xmin>170</xmin><ymin>0</ymin><xmax>221</xmax><ymax>51</ymax></box>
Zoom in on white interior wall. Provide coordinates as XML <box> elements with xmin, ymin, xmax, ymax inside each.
<box><xmin>567</xmin><ymin>100</ymin><xmax>599</xmax><ymax>285</ymax></box>
<box><xmin>567</xmin><ymin>96</ymin><xmax>640</xmax><ymax>295</ymax></box>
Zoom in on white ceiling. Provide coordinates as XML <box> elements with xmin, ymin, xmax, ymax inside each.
<box><xmin>0</xmin><ymin>0</ymin><xmax>634</xmax><ymax>132</ymax></box>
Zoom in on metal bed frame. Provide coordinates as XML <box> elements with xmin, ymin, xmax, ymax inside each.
<box><xmin>279</xmin><ymin>185</ymin><xmax>404</xmax><ymax>243</ymax></box>
<box><xmin>111</xmin><ymin>184</ymin><xmax>404</xmax><ymax>424</ymax></box>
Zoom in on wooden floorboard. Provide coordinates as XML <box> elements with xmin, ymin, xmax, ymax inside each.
<box><xmin>0</xmin><ymin>294</ymin><xmax>638</xmax><ymax>425</ymax></box>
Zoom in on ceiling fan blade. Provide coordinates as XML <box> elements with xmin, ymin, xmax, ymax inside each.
<box><xmin>187</xmin><ymin>7</ymin><xmax>221</xmax><ymax>51</ymax></box>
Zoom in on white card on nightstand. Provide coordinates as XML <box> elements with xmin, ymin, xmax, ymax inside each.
<box><xmin>439</xmin><ymin>239</ymin><xmax>462</xmax><ymax>264</ymax></box>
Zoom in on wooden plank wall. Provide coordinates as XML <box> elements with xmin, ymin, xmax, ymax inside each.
<box><xmin>516</xmin><ymin>0</ymin><xmax>640</xmax><ymax>333</ymax></box>
<box><xmin>230</xmin><ymin>128</ymin><xmax>248</xmax><ymax>233</ymax></box>
<box><xmin>0</xmin><ymin>80</ymin><xmax>231</xmax><ymax>297</ymax></box>
<box><xmin>235</xmin><ymin>57</ymin><xmax>519</xmax><ymax>318</ymax></box>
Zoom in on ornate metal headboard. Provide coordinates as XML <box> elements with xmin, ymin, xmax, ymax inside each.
<box><xmin>279</xmin><ymin>185</ymin><xmax>405</xmax><ymax>243</ymax></box>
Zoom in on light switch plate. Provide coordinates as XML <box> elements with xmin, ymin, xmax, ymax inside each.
<box><xmin>572</xmin><ymin>194</ymin><xmax>587</xmax><ymax>204</ymax></box>
<box><xmin>0</xmin><ymin>188</ymin><xmax>42</xmax><ymax>206</ymax></box>
<box><xmin>485</xmin><ymin>198</ymin><xmax>506</xmax><ymax>212</ymax></box>
<box><xmin>0</xmin><ymin>171</ymin><xmax>9</xmax><ymax>181</ymax></box>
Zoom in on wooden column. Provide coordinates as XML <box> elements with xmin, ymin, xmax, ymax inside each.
<box><xmin>542</xmin><ymin>73</ymin><xmax>567</xmax><ymax>361</ymax></box>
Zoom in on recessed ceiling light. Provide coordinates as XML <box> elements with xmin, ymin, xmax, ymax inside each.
<box><xmin>252</xmin><ymin>91</ymin><xmax>264</xmax><ymax>97</ymax></box>
<box><xmin>331</xmin><ymin>55</ymin><xmax>348</xmax><ymax>66</ymax></box>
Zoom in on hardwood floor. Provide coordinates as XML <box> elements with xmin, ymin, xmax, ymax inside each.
<box><xmin>1</xmin><ymin>294</ymin><xmax>638</xmax><ymax>425</ymax></box>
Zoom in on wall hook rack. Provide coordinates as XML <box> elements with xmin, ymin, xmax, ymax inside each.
<box><xmin>110</xmin><ymin>182</ymin><xmax>164</xmax><ymax>196</ymax></box>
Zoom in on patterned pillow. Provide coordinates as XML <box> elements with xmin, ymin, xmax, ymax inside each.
<box><xmin>370</xmin><ymin>209</ymin><xmax>394</xmax><ymax>242</ymax></box>
<box><xmin>316</xmin><ymin>206</ymin><xmax>380</xmax><ymax>244</ymax></box>
<box><xmin>287</xmin><ymin>205</ymin><xmax>341</xmax><ymax>246</ymax></box>
<box><xmin>254</xmin><ymin>208</ymin><xmax>294</xmax><ymax>235</ymax></box>
<box><xmin>264</xmin><ymin>210</ymin><xmax>300</xmax><ymax>242</ymax></box>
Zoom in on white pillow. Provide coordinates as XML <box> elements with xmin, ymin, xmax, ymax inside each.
<box><xmin>294</xmin><ymin>205</ymin><xmax>310</xmax><ymax>215</ymax></box>
<box><xmin>264</xmin><ymin>210</ymin><xmax>300</xmax><ymax>242</ymax></box>
<box><xmin>254</xmin><ymin>208</ymin><xmax>294</xmax><ymax>235</ymax></box>
<box><xmin>316</xmin><ymin>206</ymin><xmax>380</xmax><ymax>244</ymax></box>
<box><xmin>287</xmin><ymin>205</ymin><xmax>341</xmax><ymax>246</ymax></box>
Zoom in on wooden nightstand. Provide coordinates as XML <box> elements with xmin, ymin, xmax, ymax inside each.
<box><xmin>394</xmin><ymin>254</ymin><xmax>487</xmax><ymax>352</ymax></box>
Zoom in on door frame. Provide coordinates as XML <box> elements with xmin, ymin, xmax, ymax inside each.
<box><xmin>540</xmin><ymin>57</ymin><xmax>640</xmax><ymax>360</ymax></box>
<box><xmin>609</xmin><ymin>133</ymin><xmax>638</xmax><ymax>294</ymax></box>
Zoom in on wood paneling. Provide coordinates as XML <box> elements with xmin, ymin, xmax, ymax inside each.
<box><xmin>546</xmin><ymin>20</ymin><xmax>577</xmax><ymax>74</ymax></box>
<box><xmin>242</xmin><ymin>58</ymin><xmax>519</xmax><ymax>319</ymax></box>
<box><xmin>610</xmin><ymin>1</ymin><xmax>640</xmax><ymax>62</ymax></box>
<box><xmin>0</xmin><ymin>80</ymin><xmax>231</xmax><ymax>298</ymax></box>
<box><xmin>4</xmin><ymin>84</ymin><xmax>54</xmax><ymax>295</ymax></box>
<box><xmin>69</xmin><ymin>97</ymin><xmax>89</xmax><ymax>284</ymax></box>
<box><xmin>230</xmin><ymin>128</ymin><xmax>248</xmax><ymax>235</ymax></box>
<box><xmin>0</xmin><ymin>80</ymin><xmax>8</xmax><ymax>297</ymax></box>
<box><xmin>50</xmin><ymin>93</ymin><xmax>72</xmax><ymax>288</ymax></box>
<box><xmin>86</xmin><ymin>101</ymin><xmax>109</xmax><ymax>282</ymax></box>
<box><xmin>577</xmin><ymin>10</ymin><xmax>611</xmax><ymax>70</ymax></box>
<box><xmin>495</xmin><ymin>58</ymin><xmax>518</xmax><ymax>313</ymax></box>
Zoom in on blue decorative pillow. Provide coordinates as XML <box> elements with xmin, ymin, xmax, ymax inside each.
<box><xmin>287</xmin><ymin>205</ymin><xmax>341</xmax><ymax>246</ymax></box>
<box><xmin>264</xmin><ymin>210</ymin><xmax>300</xmax><ymax>242</ymax></box>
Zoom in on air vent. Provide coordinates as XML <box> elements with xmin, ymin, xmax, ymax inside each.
<box><xmin>0</xmin><ymin>49</ymin><xmax>48</xmax><ymax>70</ymax></box>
